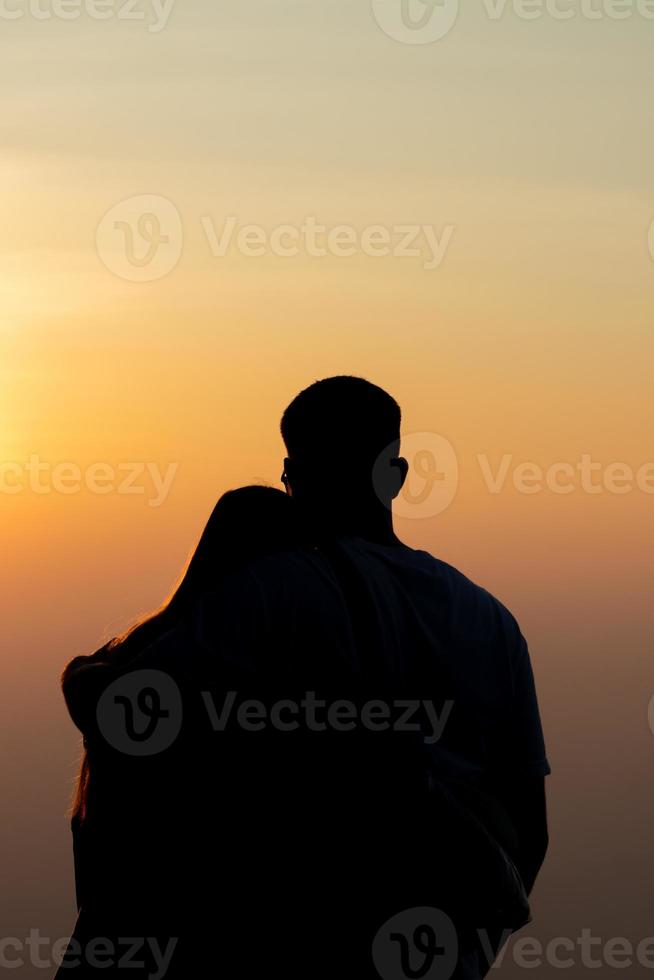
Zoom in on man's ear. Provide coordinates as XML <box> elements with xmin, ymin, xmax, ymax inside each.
<box><xmin>282</xmin><ymin>457</ymin><xmax>293</xmax><ymax>495</ymax></box>
<box><xmin>390</xmin><ymin>456</ymin><xmax>409</xmax><ymax>498</ymax></box>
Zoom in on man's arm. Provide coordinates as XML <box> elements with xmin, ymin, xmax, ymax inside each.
<box><xmin>496</xmin><ymin>773</ymin><xmax>549</xmax><ymax>895</ymax></box>
<box><xmin>493</xmin><ymin>602</ymin><xmax>551</xmax><ymax>894</ymax></box>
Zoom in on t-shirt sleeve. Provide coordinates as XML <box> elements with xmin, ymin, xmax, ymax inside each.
<box><xmin>502</xmin><ymin>618</ymin><xmax>551</xmax><ymax>777</ymax></box>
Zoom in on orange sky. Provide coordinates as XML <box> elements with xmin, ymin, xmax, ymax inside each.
<box><xmin>2</xmin><ymin>2</ymin><xmax>654</xmax><ymax>975</ymax></box>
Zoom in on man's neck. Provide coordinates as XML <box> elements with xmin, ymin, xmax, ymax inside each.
<box><xmin>307</xmin><ymin>505</ymin><xmax>403</xmax><ymax>548</ymax></box>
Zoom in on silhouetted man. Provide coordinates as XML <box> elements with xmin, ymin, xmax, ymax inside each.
<box><xmin>194</xmin><ymin>376</ymin><xmax>549</xmax><ymax>977</ymax></box>
<box><xmin>274</xmin><ymin>376</ymin><xmax>550</xmax><ymax>976</ymax></box>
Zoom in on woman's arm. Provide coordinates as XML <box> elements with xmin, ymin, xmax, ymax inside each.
<box><xmin>61</xmin><ymin>643</ymin><xmax>119</xmax><ymax>734</ymax></box>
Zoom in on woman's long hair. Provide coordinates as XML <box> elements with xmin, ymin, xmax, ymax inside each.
<box><xmin>72</xmin><ymin>485</ymin><xmax>302</xmax><ymax>822</ymax></box>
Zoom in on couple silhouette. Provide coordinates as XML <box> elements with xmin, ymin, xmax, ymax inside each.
<box><xmin>59</xmin><ymin>376</ymin><xmax>549</xmax><ymax>979</ymax></box>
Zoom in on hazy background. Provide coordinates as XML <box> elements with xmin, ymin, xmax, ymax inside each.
<box><xmin>1</xmin><ymin>0</ymin><xmax>653</xmax><ymax>975</ymax></box>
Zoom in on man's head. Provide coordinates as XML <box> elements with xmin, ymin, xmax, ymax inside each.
<box><xmin>280</xmin><ymin>376</ymin><xmax>408</xmax><ymax>539</ymax></box>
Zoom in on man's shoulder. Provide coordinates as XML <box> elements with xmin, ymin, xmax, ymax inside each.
<box><xmin>358</xmin><ymin>540</ymin><xmax>523</xmax><ymax>639</ymax></box>
<box><xmin>349</xmin><ymin>540</ymin><xmax>513</xmax><ymax>607</ymax></box>
<box><xmin>428</xmin><ymin>553</ymin><xmax>521</xmax><ymax>634</ymax></box>
<box><xmin>422</xmin><ymin>550</ymin><xmax>516</xmax><ymax>617</ymax></box>
<box><xmin>204</xmin><ymin>542</ymin><xmax>522</xmax><ymax>640</ymax></box>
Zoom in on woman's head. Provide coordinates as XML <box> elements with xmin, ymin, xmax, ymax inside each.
<box><xmin>173</xmin><ymin>485</ymin><xmax>303</xmax><ymax>613</ymax></box>
<box><xmin>72</xmin><ymin>486</ymin><xmax>303</xmax><ymax>821</ymax></box>
<box><xmin>115</xmin><ymin>485</ymin><xmax>303</xmax><ymax>648</ymax></box>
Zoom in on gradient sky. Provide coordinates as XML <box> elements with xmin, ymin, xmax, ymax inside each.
<box><xmin>2</xmin><ymin>1</ymin><xmax>654</xmax><ymax>976</ymax></box>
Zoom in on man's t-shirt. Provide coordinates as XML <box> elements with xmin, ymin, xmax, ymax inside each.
<box><xmin>196</xmin><ymin>537</ymin><xmax>550</xmax><ymax>781</ymax></box>
<box><xmin>191</xmin><ymin>537</ymin><xmax>551</xmax><ymax>967</ymax></box>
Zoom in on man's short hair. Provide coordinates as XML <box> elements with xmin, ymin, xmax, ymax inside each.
<box><xmin>281</xmin><ymin>376</ymin><xmax>401</xmax><ymax>465</ymax></box>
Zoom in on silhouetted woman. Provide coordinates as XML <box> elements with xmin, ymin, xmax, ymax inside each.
<box><xmin>59</xmin><ymin>486</ymin><xmax>304</xmax><ymax>977</ymax></box>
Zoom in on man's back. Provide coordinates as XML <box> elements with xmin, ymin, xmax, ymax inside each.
<box><xmin>186</xmin><ymin>540</ymin><xmax>550</xmax><ymax>973</ymax></box>
<box><xmin>198</xmin><ymin>538</ymin><xmax>549</xmax><ymax>781</ymax></box>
